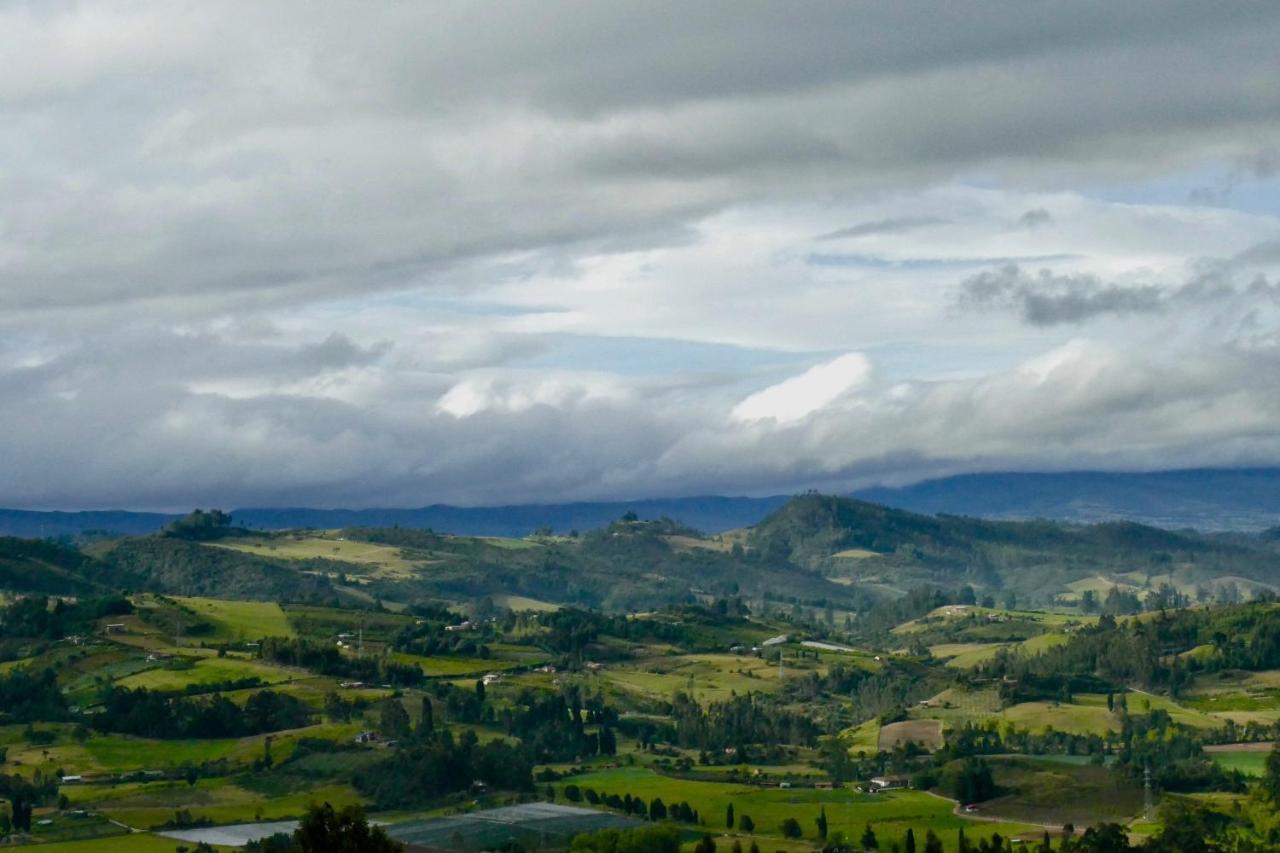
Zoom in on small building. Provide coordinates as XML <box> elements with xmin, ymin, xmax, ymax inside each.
<box><xmin>869</xmin><ymin>775</ymin><xmax>908</xmax><ymax>791</ymax></box>
<box><xmin>60</xmin><ymin>775</ymin><xmax>83</xmax><ymax>784</ymax></box>
<box><xmin>105</xmin><ymin>623</ymin><xmax>127</xmax><ymax>634</ymax></box>
<box><xmin>481</xmin><ymin>673</ymin><xmax>503</xmax><ymax>685</ymax></box>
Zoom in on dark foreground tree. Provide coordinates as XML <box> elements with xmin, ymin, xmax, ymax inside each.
<box><xmin>292</xmin><ymin>802</ymin><xmax>402</xmax><ymax>853</ymax></box>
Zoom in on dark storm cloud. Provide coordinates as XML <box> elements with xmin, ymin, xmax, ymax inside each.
<box><xmin>956</xmin><ymin>264</ymin><xmax>1280</xmax><ymax>326</ymax></box>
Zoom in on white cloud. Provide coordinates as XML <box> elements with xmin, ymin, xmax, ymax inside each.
<box><xmin>732</xmin><ymin>354</ymin><xmax>872</xmax><ymax>423</ymax></box>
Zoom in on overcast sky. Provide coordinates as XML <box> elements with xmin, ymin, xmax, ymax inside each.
<box><xmin>4</xmin><ymin>2</ymin><xmax>1280</xmax><ymax>510</ymax></box>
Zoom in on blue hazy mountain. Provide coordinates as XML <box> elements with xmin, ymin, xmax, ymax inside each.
<box><xmin>3</xmin><ymin>467</ymin><xmax>1279</xmax><ymax>538</ymax></box>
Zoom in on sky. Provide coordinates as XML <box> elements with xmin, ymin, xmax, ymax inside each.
<box><xmin>4</xmin><ymin>2</ymin><xmax>1280</xmax><ymax>510</ymax></box>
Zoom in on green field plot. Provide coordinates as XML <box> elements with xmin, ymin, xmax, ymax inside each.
<box><xmin>1205</xmin><ymin>744</ymin><xmax>1273</xmax><ymax>777</ymax></box>
<box><xmin>601</xmin><ymin>654</ymin><xmax>801</xmax><ymax>703</ymax></box>
<box><xmin>843</xmin><ymin>718</ymin><xmax>880</xmax><ymax>753</ymax></box>
<box><xmin>999</xmin><ymin>701</ymin><xmax>1119</xmax><ymax>736</ymax></box>
<box><xmin>391</xmin><ymin>652</ymin><xmax>520</xmax><ymax>677</ymax></box>
<box><xmin>80</xmin><ymin>775</ymin><xmax>365</xmax><ymax>829</ymax></box>
<box><xmin>558</xmin><ymin>766</ymin><xmax>1037</xmax><ymax>847</ymax></box>
<box><xmin>208</xmin><ymin>534</ymin><xmax>425</xmax><ymax>578</ymax></box>
<box><xmin>1116</xmin><ymin>691</ymin><xmax>1222</xmax><ymax>730</ymax></box>
<box><xmin>173</xmin><ymin>596</ymin><xmax>296</xmax><ymax>640</ymax></box>
<box><xmin>979</xmin><ymin>756</ymin><xmax>1144</xmax><ymax>827</ymax></box>
<box><xmin>1183</xmin><ymin>669</ymin><xmax>1280</xmax><ymax>720</ymax></box>
<box><xmin>16</xmin><ymin>723</ymin><xmax>366</xmax><ymax>778</ymax></box>
<box><xmin>115</xmin><ymin>655</ymin><xmax>298</xmax><ymax>692</ymax></box>
<box><xmin>283</xmin><ymin>604</ymin><xmax>416</xmax><ymax>643</ymax></box>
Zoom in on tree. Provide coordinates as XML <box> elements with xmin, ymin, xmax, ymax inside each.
<box><xmin>1071</xmin><ymin>823</ymin><xmax>1131</xmax><ymax>852</ymax></box>
<box><xmin>815</xmin><ymin>806</ymin><xmax>828</xmax><ymax>840</ymax></box>
<box><xmin>292</xmin><ymin>802</ymin><xmax>402</xmax><ymax>852</ymax></box>
<box><xmin>781</xmin><ymin>817</ymin><xmax>802</xmax><ymax>839</ymax></box>
<box><xmin>694</xmin><ymin>834</ymin><xmax>716</xmax><ymax>853</ymax></box>
<box><xmin>739</xmin><ymin>815</ymin><xmax>754</xmax><ymax>833</ymax></box>
<box><xmin>924</xmin><ymin>830</ymin><xmax>943</xmax><ymax>853</ymax></box>
<box><xmin>419</xmin><ymin>697</ymin><xmax>434</xmax><ymax>734</ymax></box>
<box><xmin>1263</xmin><ymin>742</ymin><xmax>1280</xmax><ymax>803</ymax></box>
<box><xmin>475</xmin><ymin>679</ymin><xmax>486</xmax><ymax>703</ymax></box>
<box><xmin>727</xmin><ymin>803</ymin><xmax>735</xmax><ymax>829</ymax></box>
<box><xmin>904</xmin><ymin>828</ymin><xmax>915</xmax><ymax>853</ymax></box>
<box><xmin>859</xmin><ymin>823</ymin><xmax>878</xmax><ymax>850</ymax></box>
<box><xmin>378</xmin><ymin>699</ymin><xmax>411</xmax><ymax>739</ymax></box>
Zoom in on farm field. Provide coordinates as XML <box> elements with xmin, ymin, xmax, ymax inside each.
<box><xmin>172</xmin><ymin>596</ymin><xmax>296</xmax><ymax>640</ymax></box>
<box><xmin>601</xmin><ymin>654</ymin><xmax>803</xmax><ymax>703</ymax></box>
<box><xmin>115</xmin><ymin>655</ymin><xmax>299</xmax><ymax>692</ymax></box>
<box><xmin>207</xmin><ymin>535</ymin><xmax>425</xmax><ymax>578</ymax></box>
<box><xmin>998</xmin><ymin>701</ymin><xmax>1119</xmax><ymax>736</ymax></box>
<box><xmin>878</xmin><ymin>719</ymin><xmax>944</xmax><ymax>751</ymax></box>
<box><xmin>557</xmin><ymin>766</ymin><xmax>1039</xmax><ymax>847</ymax></box>
<box><xmin>1205</xmin><ymin>743</ymin><xmax>1276</xmax><ymax>777</ymax></box>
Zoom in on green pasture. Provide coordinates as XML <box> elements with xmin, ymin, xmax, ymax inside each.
<box><xmin>115</xmin><ymin>655</ymin><xmax>297</xmax><ymax>692</ymax></box>
<box><xmin>601</xmin><ymin>654</ymin><xmax>801</xmax><ymax>703</ymax></box>
<box><xmin>391</xmin><ymin>652</ymin><xmax>521</xmax><ymax>677</ymax></box>
<box><xmin>558</xmin><ymin>766</ymin><xmax>1039</xmax><ymax>847</ymax></box>
<box><xmin>173</xmin><ymin>596</ymin><xmax>296</xmax><ymax>640</ymax></box>
<box><xmin>82</xmin><ymin>776</ymin><xmax>364</xmax><ymax>829</ymax></box>
<box><xmin>14</xmin><ymin>834</ymin><xmax>234</xmax><ymax>853</ymax></box>
<box><xmin>1207</xmin><ymin>749</ymin><xmax>1269</xmax><ymax>777</ymax></box>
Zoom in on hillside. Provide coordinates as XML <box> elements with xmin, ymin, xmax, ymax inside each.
<box><xmin>857</xmin><ymin>468</ymin><xmax>1280</xmax><ymax>530</ymax></box>
<box><xmin>5</xmin><ymin>467</ymin><xmax>1280</xmax><ymax>539</ymax></box>
<box><xmin>0</xmin><ymin>537</ymin><xmax>108</xmax><ymax>595</ymax></box>
<box><xmin>748</xmin><ymin>494</ymin><xmax>1280</xmax><ymax>598</ymax></box>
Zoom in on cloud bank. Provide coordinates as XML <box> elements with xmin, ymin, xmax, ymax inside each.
<box><xmin>3</xmin><ymin>3</ymin><xmax>1280</xmax><ymax>509</ymax></box>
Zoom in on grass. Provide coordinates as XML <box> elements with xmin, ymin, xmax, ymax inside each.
<box><xmin>115</xmin><ymin>656</ymin><xmax>298</xmax><ymax>692</ymax></box>
<box><xmin>844</xmin><ymin>719</ymin><xmax>880</xmax><ymax>753</ymax></box>
<box><xmin>601</xmin><ymin>654</ymin><xmax>803</xmax><ymax>703</ymax></box>
<box><xmin>557</xmin><ymin>766</ymin><xmax>1037</xmax><ymax>847</ymax></box>
<box><xmin>84</xmin><ymin>777</ymin><xmax>365</xmax><ymax>829</ymax></box>
<box><xmin>9</xmin><ymin>723</ymin><xmax>366</xmax><ymax>778</ymax></box>
<box><xmin>390</xmin><ymin>652</ymin><xmax>521</xmax><ymax>677</ymax></box>
<box><xmin>1207</xmin><ymin>750</ymin><xmax>1269</xmax><ymax>777</ymax></box>
<box><xmin>208</xmin><ymin>535</ymin><xmax>424</xmax><ymax>578</ymax></box>
<box><xmin>173</xmin><ymin>596</ymin><xmax>296</xmax><ymax>640</ymax></box>
<box><xmin>999</xmin><ymin>701</ymin><xmax>1119</xmax><ymax>737</ymax></box>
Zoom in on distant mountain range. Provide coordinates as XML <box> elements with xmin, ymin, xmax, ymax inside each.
<box><xmin>3</xmin><ymin>467</ymin><xmax>1279</xmax><ymax>538</ymax></box>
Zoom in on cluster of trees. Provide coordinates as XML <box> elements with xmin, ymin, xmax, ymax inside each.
<box><xmin>354</xmin><ymin>728</ymin><xmax>532</xmax><ymax>808</ymax></box>
<box><xmin>0</xmin><ymin>594</ymin><xmax>132</xmax><ymax>640</ymax></box>
<box><xmin>163</xmin><ymin>509</ymin><xmax>238</xmax><ymax>541</ymax></box>
<box><xmin>504</xmin><ymin>688</ymin><xmax>618</xmax><ymax>762</ymax></box>
<box><xmin>562</xmin><ymin>784</ymin><xmax>705</xmax><ymax>825</ymax></box>
<box><xmin>0</xmin><ymin>668</ymin><xmax>70</xmax><ymax>723</ymax></box>
<box><xmin>669</xmin><ymin>692</ymin><xmax>820</xmax><ymax>752</ymax></box>
<box><xmin>982</xmin><ymin>603</ymin><xmax>1280</xmax><ymax>700</ymax></box>
<box><xmin>569</xmin><ymin>824</ymin><xmax>681</xmax><ymax>853</ymax></box>
<box><xmin>258</xmin><ymin>637</ymin><xmax>424</xmax><ymax>686</ymax></box>
<box><xmin>245</xmin><ymin>801</ymin><xmax>403</xmax><ymax>852</ymax></box>
<box><xmin>93</xmin><ymin>687</ymin><xmax>311</xmax><ymax>739</ymax></box>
